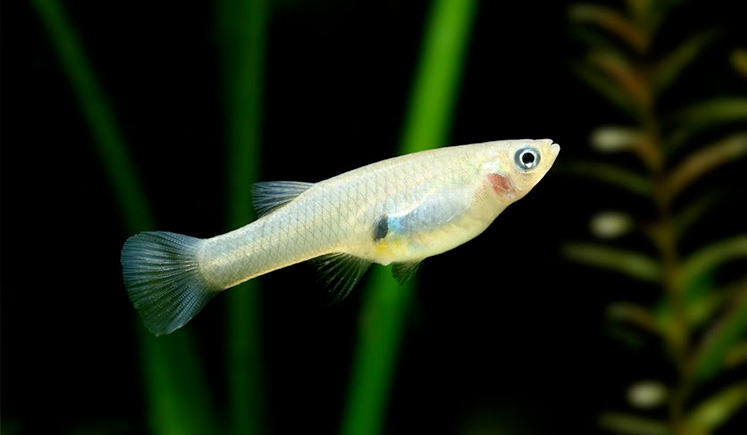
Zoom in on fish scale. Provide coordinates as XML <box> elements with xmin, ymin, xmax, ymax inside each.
<box><xmin>121</xmin><ymin>139</ymin><xmax>559</xmax><ymax>335</ymax></box>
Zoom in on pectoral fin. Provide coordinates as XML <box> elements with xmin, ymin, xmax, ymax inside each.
<box><xmin>313</xmin><ymin>253</ymin><xmax>371</xmax><ymax>303</ymax></box>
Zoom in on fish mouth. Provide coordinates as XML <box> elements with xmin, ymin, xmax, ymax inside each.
<box><xmin>538</xmin><ymin>139</ymin><xmax>560</xmax><ymax>158</ymax></box>
<box><xmin>550</xmin><ymin>142</ymin><xmax>560</xmax><ymax>158</ymax></box>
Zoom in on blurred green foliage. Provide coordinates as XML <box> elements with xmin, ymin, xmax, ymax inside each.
<box><xmin>218</xmin><ymin>0</ymin><xmax>268</xmax><ymax>433</ymax></box>
<box><xmin>30</xmin><ymin>1</ymin><xmax>219</xmax><ymax>434</ymax></box>
<box><xmin>32</xmin><ymin>0</ymin><xmax>271</xmax><ymax>433</ymax></box>
<box><xmin>565</xmin><ymin>0</ymin><xmax>747</xmax><ymax>433</ymax></box>
<box><xmin>30</xmin><ymin>0</ymin><xmax>476</xmax><ymax>433</ymax></box>
<box><xmin>28</xmin><ymin>0</ymin><xmax>745</xmax><ymax>432</ymax></box>
<box><xmin>342</xmin><ymin>0</ymin><xmax>477</xmax><ymax>433</ymax></box>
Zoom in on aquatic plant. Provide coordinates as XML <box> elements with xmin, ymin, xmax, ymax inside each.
<box><xmin>565</xmin><ymin>0</ymin><xmax>747</xmax><ymax>433</ymax></box>
<box><xmin>30</xmin><ymin>0</ymin><xmax>219</xmax><ymax>434</ymax></box>
<box><xmin>218</xmin><ymin>0</ymin><xmax>268</xmax><ymax>433</ymax></box>
<box><xmin>341</xmin><ymin>0</ymin><xmax>478</xmax><ymax>434</ymax></box>
<box><xmin>31</xmin><ymin>0</ymin><xmax>476</xmax><ymax>433</ymax></box>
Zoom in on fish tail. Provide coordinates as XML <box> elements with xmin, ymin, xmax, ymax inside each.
<box><xmin>121</xmin><ymin>231</ymin><xmax>219</xmax><ymax>336</ymax></box>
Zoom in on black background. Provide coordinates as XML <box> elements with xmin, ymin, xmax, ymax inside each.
<box><xmin>3</xmin><ymin>0</ymin><xmax>746</xmax><ymax>433</ymax></box>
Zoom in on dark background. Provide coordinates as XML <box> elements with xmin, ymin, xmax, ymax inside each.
<box><xmin>3</xmin><ymin>0</ymin><xmax>746</xmax><ymax>434</ymax></box>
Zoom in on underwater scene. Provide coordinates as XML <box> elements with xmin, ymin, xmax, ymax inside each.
<box><xmin>3</xmin><ymin>0</ymin><xmax>747</xmax><ymax>433</ymax></box>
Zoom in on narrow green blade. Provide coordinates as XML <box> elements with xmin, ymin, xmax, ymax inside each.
<box><xmin>30</xmin><ymin>1</ymin><xmax>218</xmax><ymax>434</ymax></box>
<box><xmin>340</xmin><ymin>0</ymin><xmax>479</xmax><ymax>434</ymax></box>
<box><xmin>217</xmin><ymin>0</ymin><xmax>268</xmax><ymax>433</ymax></box>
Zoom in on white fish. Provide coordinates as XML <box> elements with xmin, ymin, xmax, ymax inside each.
<box><xmin>122</xmin><ymin>139</ymin><xmax>560</xmax><ymax>335</ymax></box>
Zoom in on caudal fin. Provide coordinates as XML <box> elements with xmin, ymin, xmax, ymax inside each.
<box><xmin>121</xmin><ymin>231</ymin><xmax>218</xmax><ymax>336</ymax></box>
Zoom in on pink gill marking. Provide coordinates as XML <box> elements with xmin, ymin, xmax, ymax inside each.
<box><xmin>487</xmin><ymin>173</ymin><xmax>514</xmax><ymax>194</ymax></box>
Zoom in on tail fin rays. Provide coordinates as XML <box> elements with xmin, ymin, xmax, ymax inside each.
<box><xmin>121</xmin><ymin>231</ymin><xmax>218</xmax><ymax>336</ymax></box>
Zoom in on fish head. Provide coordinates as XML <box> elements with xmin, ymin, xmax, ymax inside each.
<box><xmin>481</xmin><ymin>139</ymin><xmax>560</xmax><ymax>203</ymax></box>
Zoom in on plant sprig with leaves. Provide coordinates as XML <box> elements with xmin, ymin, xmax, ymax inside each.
<box><xmin>565</xmin><ymin>1</ymin><xmax>747</xmax><ymax>434</ymax></box>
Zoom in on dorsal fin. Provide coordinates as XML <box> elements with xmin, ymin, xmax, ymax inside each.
<box><xmin>391</xmin><ymin>260</ymin><xmax>422</xmax><ymax>284</ymax></box>
<box><xmin>251</xmin><ymin>181</ymin><xmax>314</xmax><ymax>217</ymax></box>
<box><xmin>313</xmin><ymin>253</ymin><xmax>371</xmax><ymax>303</ymax></box>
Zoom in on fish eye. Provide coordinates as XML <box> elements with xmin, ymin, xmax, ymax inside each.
<box><xmin>514</xmin><ymin>147</ymin><xmax>540</xmax><ymax>171</ymax></box>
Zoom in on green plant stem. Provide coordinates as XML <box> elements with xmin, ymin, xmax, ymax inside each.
<box><xmin>340</xmin><ymin>0</ymin><xmax>478</xmax><ymax>434</ymax></box>
<box><xmin>645</xmin><ymin>81</ymin><xmax>690</xmax><ymax>435</ymax></box>
<box><xmin>640</xmin><ymin>41</ymin><xmax>691</xmax><ymax>435</ymax></box>
<box><xmin>654</xmin><ymin>208</ymin><xmax>691</xmax><ymax>433</ymax></box>
<box><xmin>31</xmin><ymin>0</ymin><xmax>150</xmax><ymax>232</ymax></box>
<box><xmin>30</xmin><ymin>1</ymin><xmax>217</xmax><ymax>434</ymax></box>
<box><xmin>217</xmin><ymin>0</ymin><xmax>267</xmax><ymax>434</ymax></box>
<box><xmin>139</xmin><ymin>334</ymin><xmax>217</xmax><ymax>435</ymax></box>
<box><xmin>617</xmin><ymin>5</ymin><xmax>692</xmax><ymax>429</ymax></box>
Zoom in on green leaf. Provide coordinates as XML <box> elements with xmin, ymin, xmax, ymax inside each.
<box><xmin>591</xmin><ymin>126</ymin><xmax>644</xmax><ymax>153</ymax></box>
<box><xmin>590</xmin><ymin>211</ymin><xmax>635</xmax><ymax>239</ymax></box>
<box><xmin>653</xmin><ymin>31</ymin><xmax>718</xmax><ymax>96</ymax></box>
<box><xmin>570</xmin><ymin>62</ymin><xmax>640</xmax><ymax>116</ymax></box>
<box><xmin>341</xmin><ymin>0</ymin><xmax>477</xmax><ymax>433</ymax></box>
<box><xmin>725</xmin><ymin>340</ymin><xmax>747</xmax><ymax>368</ymax></box>
<box><xmin>563</xmin><ymin>161</ymin><xmax>653</xmax><ymax>196</ymax></box>
<box><xmin>687</xmin><ymin>381</ymin><xmax>747</xmax><ymax>430</ymax></box>
<box><xmin>690</xmin><ymin>283</ymin><xmax>747</xmax><ymax>384</ymax></box>
<box><xmin>30</xmin><ymin>1</ymin><xmax>218</xmax><ymax>434</ymax></box>
<box><xmin>680</xmin><ymin>234</ymin><xmax>747</xmax><ymax>289</ymax></box>
<box><xmin>31</xmin><ymin>0</ymin><xmax>151</xmax><ymax>233</ymax></box>
<box><xmin>673</xmin><ymin>192</ymin><xmax>723</xmax><ymax>237</ymax></box>
<box><xmin>677</xmin><ymin>97</ymin><xmax>747</xmax><ymax>126</ymax></box>
<box><xmin>608</xmin><ymin>302</ymin><xmax>656</xmax><ymax>332</ymax></box>
<box><xmin>627</xmin><ymin>381</ymin><xmax>669</xmax><ymax>409</ymax></box>
<box><xmin>666</xmin><ymin>133</ymin><xmax>747</xmax><ymax>199</ymax></box>
<box><xmin>218</xmin><ymin>0</ymin><xmax>268</xmax><ymax>433</ymax></box>
<box><xmin>562</xmin><ymin>243</ymin><xmax>662</xmax><ymax>282</ymax></box>
<box><xmin>569</xmin><ymin>25</ymin><xmax>625</xmax><ymax>53</ymax></box>
<box><xmin>588</xmin><ymin>50</ymin><xmax>650</xmax><ymax>111</ymax></box>
<box><xmin>598</xmin><ymin>412</ymin><xmax>670</xmax><ymax>435</ymax></box>
<box><xmin>141</xmin><ymin>333</ymin><xmax>219</xmax><ymax>435</ymax></box>
<box><xmin>624</xmin><ymin>0</ymin><xmax>649</xmax><ymax>29</ymax></box>
<box><xmin>652</xmin><ymin>279</ymin><xmax>726</xmax><ymax>341</ymax></box>
<box><xmin>668</xmin><ymin>98</ymin><xmax>747</xmax><ymax>152</ymax></box>
<box><xmin>679</xmin><ymin>97</ymin><xmax>747</xmax><ymax>124</ymax></box>
<box><xmin>731</xmin><ymin>48</ymin><xmax>747</xmax><ymax>80</ymax></box>
<box><xmin>590</xmin><ymin>126</ymin><xmax>661</xmax><ymax>169</ymax></box>
<box><xmin>687</xmin><ymin>290</ymin><xmax>728</xmax><ymax>330</ymax></box>
<box><xmin>569</xmin><ymin>4</ymin><xmax>648</xmax><ymax>52</ymax></box>
<box><xmin>397</xmin><ymin>0</ymin><xmax>478</xmax><ymax>153</ymax></box>
<box><xmin>624</xmin><ymin>0</ymin><xmax>681</xmax><ymax>37</ymax></box>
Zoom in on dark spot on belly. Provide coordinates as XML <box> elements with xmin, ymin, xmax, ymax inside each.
<box><xmin>373</xmin><ymin>215</ymin><xmax>389</xmax><ymax>241</ymax></box>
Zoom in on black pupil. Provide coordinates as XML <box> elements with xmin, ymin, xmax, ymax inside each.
<box><xmin>521</xmin><ymin>151</ymin><xmax>535</xmax><ymax>166</ymax></box>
